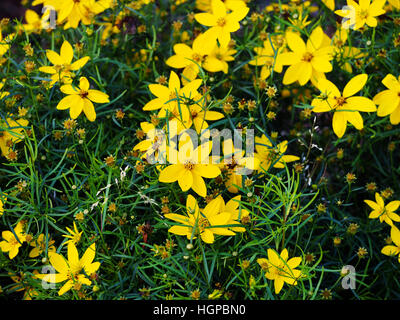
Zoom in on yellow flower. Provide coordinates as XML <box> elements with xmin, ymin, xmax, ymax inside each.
<box><xmin>364</xmin><ymin>192</ymin><xmax>400</xmax><ymax>226</ymax></box>
<box><xmin>388</xmin><ymin>0</ymin><xmax>400</xmax><ymax>10</ymax></box>
<box><xmin>164</xmin><ymin>195</ymin><xmax>235</xmax><ymax>244</ymax></box>
<box><xmin>194</xmin><ymin>0</ymin><xmax>249</xmax><ymax>47</ymax></box>
<box><xmin>0</xmin><ymin>79</ymin><xmax>9</xmax><ymax>99</ymax></box>
<box><xmin>218</xmin><ymin>139</ymin><xmax>259</xmax><ymax>193</ymax></box>
<box><xmin>9</xmin><ymin>271</ymin><xmax>39</xmax><ymax>300</ymax></box>
<box><xmin>62</xmin><ymin>222</ymin><xmax>83</xmax><ymax>245</ymax></box>
<box><xmin>29</xmin><ymin>233</ymin><xmax>56</xmax><ymax>258</ymax></box>
<box><xmin>248</xmin><ymin>37</ymin><xmax>284</xmax><ymax>80</ymax></box>
<box><xmin>257</xmin><ymin>248</ymin><xmax>303</xmax><ymax>294</ymax></box>
<box><xmin>187</xmin><ymin>103</ymin><xmax>224</xmax><ymax>134</ymax></box>
<box><xmin>374</xmin><ymin>74</ymin><xmax>400</xmax><ymax>124</ymax></box>
<box><xmin>133</xmin><ymin>122</ymin><xmax>167</xmax><ymax>163</ymax></box>
<box><xmin>166</xmin><ymin>33</ymin><xmax>212</xmax><ymax>83</ymax></box>
<box><xmin>0</xmin><ymin>29</ymin><xmax>14</xmax><ymax>57</ymax></box>
<box><xmin>143</xmin><ymin>71</ymin><xmax>202</xmax><ymax>117</ymax></box>
<box><xmin>0</xmin><ymin>193</ymin><xmax>6</xmax><ymax>216</ymax></box>
<box><xmin>0</xmin><ymin>117</ymin><xmax>29</xmax><ymax>157</ymax></box>
<box><xmin>206</xmin><ymin>195</ymin><xmax>249</xmax><ymax>232</ymax></box>
<box><xmin>159</xmin><ymin>137</ymin><xmax>221</xmax><ymax>197</ymax></box>
<box><xmin>0</xmin><ymin>221</ymin><xmax>26</xmax><ymax>259</ymax></box>
<box><xmin>39</xmin><ymin>40</ymin><xmax>90</xmax><ymax>85</ymax></box>
<box><xmin>335</xmin><ymin>0</ymin><xmax>386</xmax><ymax>30</ymax></box>
<box><xmin>279</xmin><ymin>27</ymin><xmax>334</xmax><ymax>86</ymax></box>
<box><xmin>321</xmin><ymin>0</ymin><xmax>335</xmax><ymax>10</ymax></box>
<box><xmin>331</xmin><ymin>28</ymin><xmax>364</xmax><ymax>74</ymax></box>
<box><xmin>56</xmin><ymin>76</ymin><xmax>109</xmax><ymax>121</ymax></box>
<box><xmin>22</xmin><ymin>9</ymin><xmax>48</xmax><ymax>33</ymax></box>
<box><xmin>381</xmin><ymin>225</ymin><xmax>400</xmax><ymax>262</ymax></box>
<box><xmin>311</xmin><ymin>74</ymin><xmax>377</xmax><ymax>138</ymax></box>
<box><xmin>57</xmin><ymin>0</ymin><xmax>110</xmax><ymax>29</ymax></box>
<box><xmin>203</xmin><ymin>42</ymin><xmax>237</xmax><ymax>74</ymax></box>
<box><xmin>255</xmin><ymin>134</ymin><xmax>299</xmax><ymax>172</ymax></box>
<box><xmin>36</xmin><ymin>242</ymin><xmax>100</xmax><ymax>296</ymax></box>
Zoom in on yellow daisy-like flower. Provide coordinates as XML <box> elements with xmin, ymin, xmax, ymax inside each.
<box><xmin>381</xmin><ymin>225</ymin><xmax>400</xmax><ymax>262</ymax></box>
<box><xmin>364</xmin><ymin>192</ymin><xmax>400</xmax><ymax>226</ymax></box>
<box><xmin>28</xmin><ymin>233</ymin><xmax>56</xmax><ymax>258</ymax></box>
<box><xmin>143</xmin><ymin>71</ymin><xmax>202</xmax><ymax>117</ymax></box>
<box><xmin>0</xmin><ymin>117</ymin><xmax>29</xmax><ymax>157</ymax></box>
<box><xmin>255</xmin><ymin>134</ymin><xmax>299</xmax><ymax>172</ymax></box>
<box><xmin>374</xmin><ymin>74</ymin><xmax>400</xmax><ymax>124</ymax></box>
<box><xmin>62</xmin><ymin>222</ymin><xmax>83</xmax><ymax>245</ymax></box>
<box><xmin>335</xmin><ymin>0</ymin><xmax>386</xmax><ymax>30</ymax></box>
<box><xmin>166</xmin><ymin>33</ymin><xmax>212</xmax><ymax>83</ymax></box>
<box><xmin>0</xmin><ymin>221</ymin><xmax>26</xmax><ymax>259</ymax></box>
<box><xmin>249</xmin><ymin>37</ymin><xmax>284</xmax><ymax>80</ymax></box>
<box><xmin>164</xmin><ymin>195</ymin><xmax>236</xmax><ymax>244</ymax></box>
<box><xmin>218</xmin><ymin>139</ymin><xmax>260</xmax><ymax>193</ymax></box>
<box><xmin>311</xmin><ymin>74</ymin><xmax>377</xmax><ymax>138</ymax></box>
<box><xmin>56</xmin><ymin>76</ymin><xmax>110</xmax><ymax>122</ymax></box>
<box><xmin>159</xmin><ymin>137</ymin><xmax>221</xmax><ymax>197</ymax></box>
<box><xmin>194</xmin><ymin>0</ymin><xmax>249</xmax><ymax>47</ymax></box>
<box><xmin>36</xmin><ymin>242</ymin><xmax>100</xmax><ymax>296</ymax></box>
<box><xmin>0</xmin><ymin>29</ymin><xmax>14</xmax><ymax>57</ymax></box>
<box><xmin>257</xmin><ymin>248</ymin><xmax>303</xmax><ymax>294</ymax></box>
<box><xmin>187</xmin><ymin>103</ymin><xmax>224</xmax><ymax>134</ymax></box>
<box><xmin>278</xmin><ymin>27</ymin><xmax>334</xmax><ymax>86</ymax></box>
<box><xmin>39</xmin><ymin>40</ymin><xmax>90</xmax><ymax>85</ymax></box>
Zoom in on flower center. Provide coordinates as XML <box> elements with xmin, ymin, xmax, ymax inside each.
<box><xmin>192</xmin><ymin>53</ymin><xmax>202</xmax><ymax>62</ymax></box>
<box><xmin>359</xmin><ymin>9</ymin><xmax>369</xmax><ymax>19</ymax></box>
<box><xmin>335</xmin><ymin>96</ymin><xmax>346</xmax><ymax>106</ymax></box>
<box><xmin>197</xmin><ymin>216</ymin><xmax>209</xmax><ymax>233</ymax></box>
<box><xmin>302</xmin><ymin>52</ymin><xmax>313</xmax><ymax>62</ymax></box>
<box><xmin>184</xmin><ymin>161</ymin><xmax>195</xmax><ymax>170</ymax></box>
<box><xmin>169</xmin><ymin>92</ymin><xmax>177</xmax><ymax>100</ymax></box>
<box><xmin>79</xmin><ymin>90</ymin><xmax>88</xmax><ymax>99</ymax></box>
<box><xmin>217</xmin><ymin>17</ymin><xmax>227</xmax><ymax>27</ymax></box>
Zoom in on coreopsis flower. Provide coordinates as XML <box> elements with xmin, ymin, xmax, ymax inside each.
<box><xmin>194</xmin><ymin>0</ymin><xmax>249</xmax><ymax>47</ymax></box>
<box><xmin>164</xmin><ymin>195</ymin><xmax>235</xmax><ymax>243</ymax></box>
<box><xmin>335</xmin><ymin>0</ymin><xmax>386</xmax><ymax>30</ymax></box>
<box><xmin>9</xmin><ymin>272</ymin><xmax>39</xmax><ymax>300</ymax></box>
<box><xmin>0</xmin><ymin>193</ymin><xmax>5</xmax><ymax>216</ymax></box>
<box><xmin>202</xmin><ymin>42</ymin><xmax>237</xmax><ymax>74</ymax></box>
<box><xmin>257</xmin><ymin>248</ymin><xmax>303</xmax><ymax>294</ymax></box>
<box><xmin>39</xmin><ymin>40</ymin><xmax>90</xmax><ymax>85</ymax></box>
<box><xmin>159</xmin><ymin>136</ymin><xmax>221</xmax><ymax>197</ymax></box>
<box><xmin>388</xmin><ymin>0</ymin><xmax>400</xmax><ymax>10</ymax></box>
<box><xmin>311</xmin><ymin>74</ymin><xmax>377</xmax><ymax>138</ymax></box>
<box><xmin>0</xmin><ymin>221</ymin><xmax>26</xmax><ymax>259</ymax></box>
<box><xmin>28</xmin><ymin>233</ymin><xmax>56</xmax><ymax>258</ymax></box>
<box><xmin>364</xmin><ymin>192</ymin><xmax>400</xmax><ymax>226</ymax></box>
<box><xmin>0</xmin><ymin>79</ymin><xmax>10</xmax><ymax>99</ymax></box>
<box><xmin>279</xmin><ymin>27</ymin><xmax>334</xmax><ymax>86</ymax></box>
<box><xmin>36</xmin><ymin>242</ymin><xmax>100</xmax><ymax>296</ymax></box>
<box><xmin>331</xmin><ymin>28</ymin><xmax>364</xmax><ymax>74</ymax></box>
<box><xmin>374</xmin><ymin>74</ymin><xmax>400</xmax><ymax>124</ymax></box>
<box><xmin>248</xmin><ymin>37</ymin><xmax>284</xmax><ymax>80</ymax></box>
<box><xmin>218</xmin><ymin>139</ymin><xmax>260</xmax><ymax>193</ymax></box>
<box><xmin>22</xmin><ymin>9</ymin><xmax>50</xmax><ymax>33</ymax></box>
<box><xmin>321</xmin><ymin>0</ymin><xmax>335</xmax><ymax>10</ymax></box>
<box><xmin>56</xmin><ymin>76</ymin><xmax>110</xmax><ymax>121</ymax></box>
<box><xmin>255</xmin><ymin>134</ymin><xmax>299</xmax><ymax>172</ymax></box>
<box><xmin>143</xmin><ymin>71</ymin><xmax>202</xmax><ymax>117</ymax></box>
<box><xmin>0</xmin><ymin>29</ymin><xmax>14</xmax><ymax>56</ymax></box>
<box><xmin>166</xmin><ymin>33</ymin><xmax>212</xmax><ymax>83</ymax></box>
<box><xmin>381</xmin><ymin>225</ymin><xmax>400</xmax><ymax>262</ymax></box>
<box><xmin>62</xmin><ymin>222</ymin><xmax>83</xmax><ymax>245</ymax></box>
<box><xmin>187</xmin><ymin>103</ymin><xmax>224</xmax><ymax>134</ymax></box>
<box><xmin>207</xmin><ymin>195</ymin><xmax>249</xmax><ymax>232</ymax></box>
<box><xmin>0</xmin><ymin>117</ymin><xmax>29</xmax><ymax>157</ymax></box>
<box><xmin>133</xmin><ymin>122</ymin><xmax>167</xmax><ymax>163</ymax></box>
<box><xmin>57</xmin><ymin>0</ymin><xmax>110</xmax><ymax>29</ymax></box>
